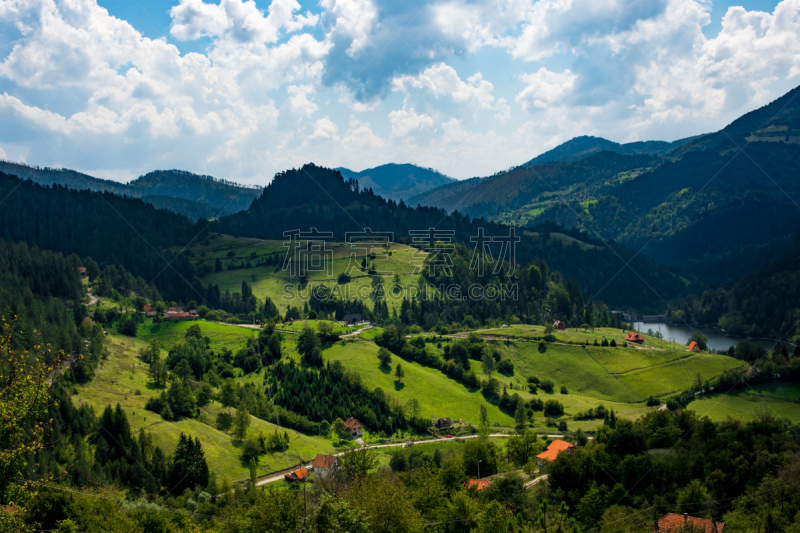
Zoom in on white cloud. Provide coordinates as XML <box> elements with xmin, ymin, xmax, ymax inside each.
<box><xmin>170</xmin><ymin>0</ymin><xmax>318</xmax><ymax>44</ymax></box>
<box><xmin>516</xmin><ymin>68</ymin><xmax>577</xmax><ymax>111</ymax></box>
<box><xmin>388</xmin><ymin>107</ymin><xmax>434</xmax><ymax>137</ymax></box>
<box><xmin>305</xmin><ymin>116</ymin><xmax>340</xmax><ymax>145</ymax></box>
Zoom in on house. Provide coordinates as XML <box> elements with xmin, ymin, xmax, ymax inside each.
<box><xmin>78</xmin><ymin>267</ymin><xmax>87</xmax><ymax>278</ymax></box>
<box><xmin>344</xmin><ymin>417</ymin><xmax>364</xmax><ymax>439</ymax></box>
<box><xmin>434</xmin><ymin>417</ymin><xmax>453</xmax><ymax>429</ymax></box>
<box><xmin>167</xmin><ymin>306</ymin><xmax>184</xmax><ymax>314</ymax></box>
<box><xmin>553</xmin><ymin>320</ymin><xmax>567</xmax><ymax>330</ymax></box>
<box><xmin>343</xmin><ymin>314</ymin><xmax>363</xmax><ymax>325</ymax></box>
<box><xmin>163</xmin><ymin>312</ymin><xmax>199</xmax><ymax>322</ymax></box>
<box><xmin>625</xmin><ymin>331</ymin><xmax>645</xmax><ymax>344</ymax></box>
<box><xmin>655</xmin><ymin>513</ymin><xmax>724</xmax><ymax>533</ymax></box>
<box><xmin>535</xmin><ymin>439</ymin><xmax>577</xmax><ymax>473</ymax></box>
<box><xmin>312</xmin><ymin>454</ymin><xmax>338</xmax><ymax>479</ymax></box>
<box><xmin>466</xmin><ymin>479</ymin><xmax>491</xmax><ymax>491</ymax></box>
<box><xmin>143</xmin><ymin>304</ymin><xmax>157</xmax><ymax>317</ymax></box>
<box><xmin>284</xmin><ymin>467</ymin><xmax>309</xmax><ymax>484</ymax></box>
<box><xmin>688</xmin><ymin>341</ymin><xmax>701</xmax><ymax>352</ymax></box>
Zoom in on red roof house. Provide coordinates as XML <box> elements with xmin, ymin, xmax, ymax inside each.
<box><xmin>536</xmin><ymin>439</ymin><xmax>577</xmax><ymax>473</ymax></box>
<box><xmin>344</xmin><ymin>417</ymin><xmax>364</xmax><ymax>439</ymax></box>
<box><xmin>687</xmin><ymin>341</ymin><xmax>701</xmax><ymax>352</ymax></box>
<box><xmin>553</xmin><ymin>320</ymin><xmax>567</xmax><ymax>330</ymax></box>
<box><xmin>78</xmin><ymin>267</ymin><xmax>87</xmax><ymax>278</ymax></box>
<box><xmin>655</xmin><ymin>513</ymin><xmax>724</xmax><ymax>533</ymax></box>
<box><xmin>625</xmin><ymin>331</ymin><xmax>645</xmax><ymax>344</ymax></box>
<box><xmin>312</xmin><ymin>454</ymin><xmax>338</xmax><ymax>479</ymax></box>
<box><xmin>466</xmin><ymin>479</ymin><xmax>491</xmax><ymax>491</ymax></box>
<box><xmin>284</xmin><ymin>467</ymin><xmax>309</xmax><ymax>483</ymax></box>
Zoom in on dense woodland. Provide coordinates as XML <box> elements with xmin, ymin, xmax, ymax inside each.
<box><xmin>0</xmin><ymin>172</ymin><xmax>203</xmax><ymax>300</ymax></box>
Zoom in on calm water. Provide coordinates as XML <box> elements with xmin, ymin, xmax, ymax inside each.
<box><xmin>632</xmin><ymin>322</ymin><xmax>783</xmax><ymax>352</ymax></box>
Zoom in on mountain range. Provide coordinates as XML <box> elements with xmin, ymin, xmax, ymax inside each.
<box><xmin>336</xmin><ymin>163</ymin><xmax>456</xmax><ymax>202</ymax></box>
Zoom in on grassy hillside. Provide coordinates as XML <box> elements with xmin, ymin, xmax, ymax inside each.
<box><xmin>73</xmin><ymin>331</ymin><xmax>335</xmax><ymax>482</ymax></box>
<box><xmin>183</xmin><ymin>235</ymin><xmax>429</xmax><ymax>313</ymax></box>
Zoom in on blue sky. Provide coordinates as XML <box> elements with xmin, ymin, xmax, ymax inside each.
<box><xmin>0</xmin><ymin>0</ymin><xmax>796</xmax><ymax>184</ymax></box>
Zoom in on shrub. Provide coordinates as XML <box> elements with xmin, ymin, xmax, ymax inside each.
<box><xmin>540</xmin><ymin>380</ymin><xmax>555</xmax><ymax>393</ymax></box>
<box><xmin>497</xmin><ymin>359</ymin><xmax>514</xmax><ymax>375</ymax></box>
<box><xmin>610</xmin><ymin>339</ymin><xmax>617</xmax><ymax>347</ymax></box>
<box><xmin>560</xmin><ymin>386</ymin><xmax>568</xmax><ymax>394</ymax></box>
<box><xmin>544</xmin><ymin>399</ymin><xmax>564</xmax><ymax>416</ymax></box>
<box><xmin>646</xmin><ymin>396</ymin><xmax>661</xmax><ymax>407</ymax></box>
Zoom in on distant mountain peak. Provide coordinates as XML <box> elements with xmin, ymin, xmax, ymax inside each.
<box><xmin>336</xmin><ymin>163</ymin><xmax>455</xmax><ymax>202</ymax></box>
<box><xmin>524</xmin><ymin>134</ymin><xmax>702</xmax><ymax>166</ymax></box>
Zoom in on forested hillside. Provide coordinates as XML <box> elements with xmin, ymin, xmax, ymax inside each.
<box><xmin>337</xmin><ymin>163</ymin><xmax>455</xmax><ymax>202</ymax></box>
<box><xmin>129</xmin><ymin>170</ymin><xmax>260</xmax><ymax>215</ymax></box>
<box><xmin>523</xmin><ymin>134</ymin><xmax>701</xmax><ymax>165</ymax></box>
<box><xmin>410</xmin><ymin>152</ymin><xmax>660</xmax><ymax>226</ymax></box>
<box><xmin>0</xmin><ymin>162</ymin><xmax>260</xmax><ymax>220</ymax></box>
<box><xmin>669</xmin><ymin>234</ymin><xmax>800</xmax><ymax>339</ymax></box>
<box><xmin>0</xmin><ymin>173</ymin><xmax>201</xmax><ymax>301</ymax></box>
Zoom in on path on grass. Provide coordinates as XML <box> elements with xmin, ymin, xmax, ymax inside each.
<box><xmin>254</xmin><ymin>433</ymin><xmax>567</xmax><ymax>487</ymax></box>
<box><xmin>86</xmin><ymin>287</ymin><xmax>98</xmax><ymax>306</ymax></box>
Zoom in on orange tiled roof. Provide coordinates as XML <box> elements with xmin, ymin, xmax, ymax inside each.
<box><xmin>312</xmin><ymin>454</ymin><xmax>337</xmax><ymax>469</ymax></box>
<box><xmin>466</xmin><ymin>479</ymin><xmax>491</xmax><ymax>490</ymax></box>
<box><xmin>345</xmin><ymin>417</ymin><xmax>361</xmax><ymax>430</ymax></box>
<box><xmin>284</xmin><ymin>467</ymin><xmax>309</xmax><ymax>481</ymax></box>
<box><xmin>688</xmin><ymin>341</ymin><xmax>699</xmax><ymax>351</ymax></box>
<box><xmin>537</xmin><ymin>439</ymin><xmax>576</xmax><ymax>462</ymax></box>
<box><xmin>656</xmin><ymin>513</ymin><xmax>724</xmax><ymax>533</ymax></box>
<box><xmin>625</xmin><ymin>331</ymin><xmax>644</xmax><ymax>341</ymax></box>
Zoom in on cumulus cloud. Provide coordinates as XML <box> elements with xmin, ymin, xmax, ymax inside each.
<box><xmin>0</xmin><ymin>0</ymin><xmax>798</xmax><ymax>182</ymax></box>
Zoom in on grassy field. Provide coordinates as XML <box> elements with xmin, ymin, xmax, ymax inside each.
<box><xmin>135</xmin><ymin>318</ymin><xmax>258</xmax><ymax>352</ymax></box>
<box><xmin>322</xmin><ymin>339</ymin><xmax>517</xmax><ymax>427</ymax></box>
<box><xmin>73</xmin><ymin>333</ymin><xmax>334</xmax><ymax>482</ymax></box>
<box><xmin>477</xmin><ymin>325</ymin><xmax>675</xmax><ymax>350</ymax></box>
<box><xmin>184</xmin><ymin>235</ymin><xmax>429</xmax><ymax>314</ymax></box>
<box><xmin>275</xmin><ymin>319</ymin><xmax>349</xmax><ymax>334</ymax></box>
<box><xmin>617</xmin><ymin>353</ymin><xmax>746</xmax><ymax>397</ymax></box>
<box><xmin>499</xmin><ymin>342</ymin><xmax>643</xmax><ymax>402</ymax></box>
<box><xmin>686</xmin><ymin>391</ymin><xmax>800</xmax><ymax>424</ymax></box>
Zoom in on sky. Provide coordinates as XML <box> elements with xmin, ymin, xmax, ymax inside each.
<box><xmin>0</xmin><ymin>0</ymin><xmax>797</xmax><ymax>185</ymax></box>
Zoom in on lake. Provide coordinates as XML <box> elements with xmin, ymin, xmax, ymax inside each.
<box><xmin>632</xmin><ymin>322</ymin><xmax>785</xmax><ymax>352</ymax></box>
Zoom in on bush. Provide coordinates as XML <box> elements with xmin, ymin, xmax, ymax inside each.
<box><xmin>497</xmin><ymin>359</ymin><xmax>514</xmax><ymax>375</ymax></box>
<box><xmin>544</xmin><ymin>399</ymin><xmax>564</xmax><ymax>416</ymax></box>
<box><xmin>610</xmin><ymin>339</ymin><xmax>617</xmax><ymax>347</ymax></box>
<box><xmin>540</xmin><ymin>380</ymin><xmax>555</xmax><ymax>393</ymax></box>
<box><xmin>337</xmin><ymin>272</ymin><xmax>351</xmax><ymax>284</ymax></box>
<box><xmin>241</xmin><ymin>437</ymin><xmax>263</xmax><ymax>461</ymax></box>
<box><xmin>646</xmin><ymin>395</ymin><xmax>661</xmax><ymax>407</ymax></box>
<box><xmin>560</xmin><ymin>386</ymin><xmax>568</xmax><ymax>394</ymax></box>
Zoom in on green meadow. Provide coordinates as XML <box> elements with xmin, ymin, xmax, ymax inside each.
<box><xmin>73</xmin><ymin>332</ymin><xmax>334</xmax><ymax>482</ymax></box>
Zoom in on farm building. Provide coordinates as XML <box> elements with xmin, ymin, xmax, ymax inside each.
<box><xmin>656</xmin><ymin>513</ymin><xmax>724</xmax><ymax>532</ymax></box>
<box><xmin>687</xmin><ymin>341</ymin><xmax>701</xmax><ymax>352</ymax></box>
<box><xmin>166</xmin><ymin>306</ymin><xmax>184</xmax><ymax>314</ymax></box>
<box><xmin>284</xmin><ymin>467</ymin><xmax>309</xmax><ymax>484</ymax></box>
<box><xmin>536</xmin><ymin>439</ymin><xmax>577</xmax><ymax>473</ymax></box>
<box><xmin>345</xmin><ymin>417</ymin><xmax>364</xmax><ymax>439</ymax></box>
<box><xmin>311</xmin><ymin>454</ymin><xmax>337</xmax><ymax>479</ymax></box>
<box><xmin>143</xmin><ymin>304</ymin><xmax>157</xmax><ymax>317</ymax></box>
<box><xmin>553</xmin><ymin>320</ymin><xmax>567</xmax><ymax>330</ymax></box>
<box><xmin>433</xmin><ymin>417</ymin><xmax>452</xmax><ymax>429</ymax></box>
<box><xmin>466</xmin><ymin>479</ymin><xmax>491</xmax><ymax>491</ymax></box>
<box><xmin>625</xmin><ymin>331</ymin><xmax>645</xmax><ymax>344</ymax></box>
<box><xmin>78</xmin><ymin>267</ymin><xmax>87</xmax><ymax>278</ymax></box>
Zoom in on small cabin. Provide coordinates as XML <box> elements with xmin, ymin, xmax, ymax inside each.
<box><xmin>284</xmin><ymin>467</ymin><xmax>309</xmax><ymax>484</ymax></box>
<box><xmin>553</xmin><ymin>320</ymin><xmax>567</xmax><ymax>331</ymax></box>
<box><xmin>687</xmin><ymin>341</ymin><xmax>701</xmax><ymax>352</ymax></box>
